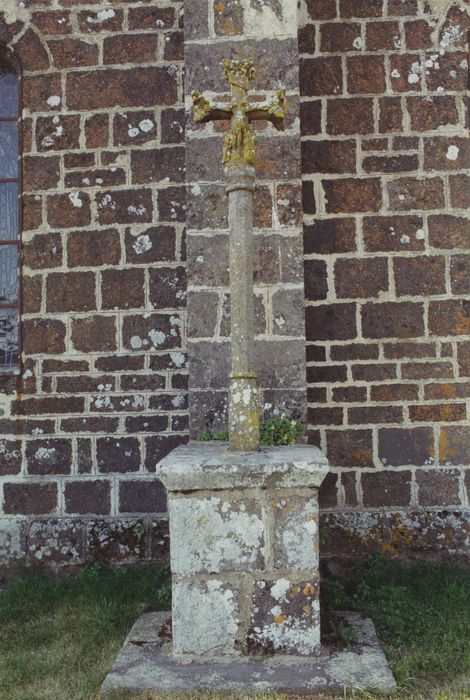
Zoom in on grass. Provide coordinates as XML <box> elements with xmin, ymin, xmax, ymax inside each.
<box><xmin>0</xmin><ymin>562</ymin><xmax>170</xmax><ymax>700</ymax></box>
<box><xmin>2</xmin><ymin>557</ymin><xmax>470</xmax><ymax>699</ymax></box>
<box><xmin>323</xmin><ymin>555</ymin><xmax>470</xmax><ymax>699</ymax></box>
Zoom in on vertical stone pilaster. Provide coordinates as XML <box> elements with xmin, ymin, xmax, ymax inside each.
<box><xmin>184</xmin><ymin>0</ymin><xmax>307</xmax><ymax>436</ymax></box>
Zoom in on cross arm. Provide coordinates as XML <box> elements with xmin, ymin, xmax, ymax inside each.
<box><xmin>191</xmin><ymin>91</ymin><xmax>233</xmax><ymax>124</ymax></box>
<box><xmin>247</xmin><ymin>89</ymin><xmax>286</xmax><ymax>131</ymax></box>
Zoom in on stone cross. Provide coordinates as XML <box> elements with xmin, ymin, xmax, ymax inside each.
<box><xmin>192</xmin><ymin>59</ymin><xmax>286</xmax><ymax>452</ymax></box>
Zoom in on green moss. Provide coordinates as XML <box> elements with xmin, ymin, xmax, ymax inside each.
<box><xmin>197</xmin><ymin>418</ymin><xmax>304</xmax><ymax>446</ymax></box>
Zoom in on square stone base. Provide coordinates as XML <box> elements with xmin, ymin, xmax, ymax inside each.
<box><xmin>159</xmin><ymin>443</ymin><xmax>329</xmax><ymax>657</ymax></box>
<box><xmin>101</xmin><ymin>612</ymin><xmax>397</xmax><ymax>696</ymax></box>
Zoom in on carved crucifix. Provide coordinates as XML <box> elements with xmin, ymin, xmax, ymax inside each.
<box><xmin>192</xmin><ymin>59</ymin><xmax>286</xmax><ymax>452</ymax></box>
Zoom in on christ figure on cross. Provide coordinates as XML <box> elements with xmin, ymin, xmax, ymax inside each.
<box><xmin>192</xmin><ymin>59</ymin><xmax>286</xmax><ymax>452</ymax></box>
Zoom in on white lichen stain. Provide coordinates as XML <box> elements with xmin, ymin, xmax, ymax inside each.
<box><xmin>173</xmin><ymin>580</ymin><xmax>238</xmax><ymax>654</ymax></box>
<box><xmin>241</xmin><ymin>0</ymin><xmax>296</xmax><ymax>38</ymax></box>
<box><xmin>279</xmin><ymin>497</ymin><xmax>318</xmax><ymax>570</ymax></box>
<box><xmin>47</xmin><ymin>96</ymin><xmax>61</xmax><ymax>107</ymax></box>
<box><xmin>440</xmin><ymin>24</ymin><xmax>462</xmax><ymax>48</ymax></box>
<box><xmin>101</xmin><ymin>194</ymin><xmax>116</xmax><ymax>210</ymax></box>
<box><xmin>87</xmin><ymin>8</ymin><xmax>115</xmax><ymax>23</ymax></box>
<box><xmin>35</xmin><ymin>447</ymin><xmax>56</xmax><ymax>461</ymax></box>
<box><xmin>128</xmin><ymin>204</ymin><xmax>147</xmax><ymax>217</ymax></box>
<box><xmin>270</xmin><ymin>578</ymin><xmax>291</xmax><ymax>601</ymax></box>
<box><xmin>132</xmin><ymin>234</ymin><xmax>152</xmax><ymax>254</ymax></box>
<box><xmin>130</xmin><ymin>336</ymin><xmax>143</xmax><ymax>349</ymax></box>
<box><xmin>407</xmin><ymin>62</ymin><xmax>422</xmax><ymax>85</ymax></box>
<box><xmin>68</xmin><ymin>192</ymin><xmax>83</xmax><ymax>208</ymax></box>
<box><xmin>446</xmin><ymin>145</ymin><xmax>459</xmax><ymax>160</ymax></box>
<box><xmin>353</xmin><ymin>37</ymin><xmax>363</xmax><ymax>50</ymax></box>
<box><xmin>170</xmin><ymin>351</ymin><xmax>186</xmax><ymax>367</ymax></box>
<box><xmin>251</xmin><ymin>596</ymin><xmax>321</xmax><ymax>656</ymax></box>
<box><xmin>171</xmin><ymin>497</ymin><xmax>264</xmax><ymax>575</ymax></box>
<box><xmin>93</xmin><ymin>395</ymin><xmax>112</xmax><ymax>409</ymax></box>
<box><xmin>149</xmin><ymin>329</ymin><xmax>166</xmax><ymax>346</ymax></box>
<box><xmin>139</xmin><ymin>119</ymin><xmax>153</xmax><ymax>132</ymax></box>
<box><xmin>416</xmin><ymin>229</ymin><xmax>425</xmax><ymax>240</ymax></box>
<box><xmin>131</xmin><ymin>395</ymin><xmax>144</xmax><ymax>409</ymax></box>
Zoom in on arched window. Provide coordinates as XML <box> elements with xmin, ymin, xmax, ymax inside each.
<box><xmin>0</xmin><ymin>46</ymin><xmax>20</xmax><ymax>372</ymax></box>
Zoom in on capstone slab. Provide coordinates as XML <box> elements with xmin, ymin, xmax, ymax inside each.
<box><xmin>158</xmin><ymin>442</ymin><xmax>328</xmax><ymax>492</ymax></box>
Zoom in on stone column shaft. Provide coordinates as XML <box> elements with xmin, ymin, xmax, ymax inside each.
<box><xmin>226</xmin><ymin>164</ymin><xmax>260</xmax><ymax>452</ymax></box>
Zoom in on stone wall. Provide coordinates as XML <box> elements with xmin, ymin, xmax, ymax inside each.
<box><xmin>184</xmin><ymin>0</ymin><xmax>307</xmax><ymax>437</ymax></box>
<box><xmin>0</xmin><ymin>0</ymin><xmax>186</xmax><ymax>569</ymax></box>
<box><xmin>299</xmin><ymin>0</ymin><xmax>470</xmax><ymax>561</ymax></box>
<box><xmin>1</xmin><ymin>0</ymin><xmax>470</xmax><ymax>570</ymax></box>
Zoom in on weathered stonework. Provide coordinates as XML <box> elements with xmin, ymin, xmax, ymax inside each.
<box><xmin>160</xmin><ymin>443</ymin><xmax>328</xmax><ymax>658</ymax></box>
<box><xmin>0</xmin><ymin>0</ymin><xmax>187</xmax><ymax>568</ymax></box>
<box><xmin>1</xmin><ymin>0</ymin><xmax>470</xmax><ymax>570</ymax></box>
<box><xmin>185</xmin><ymin>0</ymin><xmax>307</xmax><ymax>436</ymax></box>
<box><xmin>300</xmin><ymin>0</ymin><xmax>470</xmax><ymax>559</ymax></box>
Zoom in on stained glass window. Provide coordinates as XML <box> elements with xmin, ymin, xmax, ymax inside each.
<box><xmin>0</xmin><ymin>46</ymin><xmax>20</xmax><ymax>372</ymax></box>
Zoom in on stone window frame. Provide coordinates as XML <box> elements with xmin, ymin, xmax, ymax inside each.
<box><xmin>0</xmin><ymin>44</ymin><xmax>22</xmax><ymax>375</ymax></box>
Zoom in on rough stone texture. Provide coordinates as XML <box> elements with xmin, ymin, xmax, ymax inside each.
<box><xmin>0</xmin><ymin>0</ymin><xmax>187</xmax><ymax>568</ymax></box>
<box><xmin>248</xmin><ymin>578</ymin><xmax>321</xmax><ymax>655</ymax></box>
<box><xmin>159</xmin><ymin>443</ymin><xmax>328</xmax><ymax>658</ymax></box>
<box><xmin>1</xmin><ymin>0</ymin><xmax>470</xmax><ymax>569</ymax></box>
<box><xmin>300</xmin><ymin>0</ymin><xmax>470</xmax><ymax>550</ymax></box>
<box><xmin>185</xmin><ymin>0</ymin><xmax>307</xmax><ymax>436</ymax></box>
<box><xmin>102</xmin><ymin>611</ymin><xmax>397</xmax><ymax>695</ymax></box>
<box><xmin>169</xmin><ymin>496</ymin><xmax>265</xmax><ymax>575</ymax></box>
<box><xmin>172</xmin><ymin>579</ymin><xmax>241</xmax><ymax>656</ymax></box>
<box><xmin>272</xmin><ymin>494</ymin><xmax>319</xmax><ymax>570</ymax></box>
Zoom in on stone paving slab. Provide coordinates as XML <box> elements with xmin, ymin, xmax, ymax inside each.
<box><xmin>101</xmin><ymin>611</ymin><xmax>397</xmax><ymax>696</ymax></box>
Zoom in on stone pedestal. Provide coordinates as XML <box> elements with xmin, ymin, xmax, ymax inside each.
<box><xmin>159</xmin><ymin>443</ymin><xmax>328</xmax><ymax>658</ymax></box>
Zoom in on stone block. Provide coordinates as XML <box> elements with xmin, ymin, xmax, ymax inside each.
<box><xmin>170</xmin><ymin>496</ymin><xmax>264</xmax><ymax>575</ymax></box>
<box><xmin>86</xmin><ymin>519</ymin><xmax>148</xmax><ymax>563</ymax></box>
<box><xmin>65</xmin><ymin>480</ymin><xmax>111</xmax><ymax>515</ymax></box>
<box><xmin>247</xmin><ymin>578</ymin><xmax>320</xmax><ymax>656</ymax></box>
<box><xmin>272</xmin><ymin>494</ymin><xmax>319</xmax><ymax>571</ymax></box>
<box><xmin>172</xmin><ymin>579</ymin><xmax>240</xmax><ymax>656</ymax></box>
<box><xmin>0</xmin><ymin>439</ymin><xmax>22</xmax><ymax>475</ymax></box>
<box><xmin>28</xmin><ymin>519</ymin><xmax>84</xmax><ymax>566</ymax></box>
<box><xmin>3</xmin><ymin>482</ymin><xmax>58</xmax><ymax>515</ymax></box>
<box><xmin>0</xmin><ymin>519</ymin><xmax>26</xmax><ymax>566</ymax></box>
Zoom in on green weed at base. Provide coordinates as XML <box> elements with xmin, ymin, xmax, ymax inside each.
<box><xmin>196</xmin><ymin>417</ymin><xmax>304</xmax><ymax>446</ymax></box>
